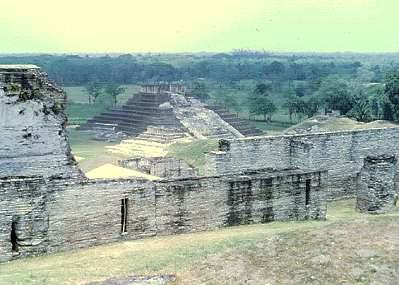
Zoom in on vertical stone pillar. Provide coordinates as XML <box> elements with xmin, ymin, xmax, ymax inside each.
<box><xmin>356</xmin><ymin>155</ymin><xmax>398</xmax><ymax>213</ymax></box>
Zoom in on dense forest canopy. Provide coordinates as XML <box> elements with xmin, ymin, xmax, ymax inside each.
<box><xmin>0</xmin><ymin>52</ymin><xmax>398</xmax><ymax>86</ymax></box>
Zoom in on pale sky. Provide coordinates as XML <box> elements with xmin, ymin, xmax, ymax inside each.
<box><xmin>0</xmin><ymin>0</ymin><xmax>398</xmax><ymax>53</ymax></box>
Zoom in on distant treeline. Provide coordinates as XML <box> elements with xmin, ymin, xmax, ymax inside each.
<box><xmin>0</xmin><ymin>53</ymin><xmax>397</xmax><ymax>86</ymax></box>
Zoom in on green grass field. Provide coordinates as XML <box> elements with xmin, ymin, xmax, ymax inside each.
<box><xmin>65</xmin><ymin>103</ymin><xmax>109</xmax><ymax>125</ymax></box>
<box><xmin>64</xmin><ymin>85</ymin><xmax>140</xmax><ymax>125</ymax></box>
<box><xmin>0</xmin><ymin>200</ymin><xmax>397</xmax><ymax>284</ymax></box>
<box><xmin>68</xmin><ymin>129</ymin><xmax>113</xmax><ymax>160</ymax></box>
<box><xmin>167</xmin><ymin>139</ymin><xmax>219</xmax><ymax>174</ymax></box>
<box><xmin>64</xmin><ymin>85</ymin><xmax>140</xmax><ymax>105</ymax></box>
<box><xmin>67</xmin><ymin>129</ymin><xmax>127</xmax><ymax>173</ymax></box>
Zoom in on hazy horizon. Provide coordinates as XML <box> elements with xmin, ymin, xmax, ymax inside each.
<box><xmin>1</xmin><ymin>0</ymin><xmax>398</xmax><ymax>54</ymax></box>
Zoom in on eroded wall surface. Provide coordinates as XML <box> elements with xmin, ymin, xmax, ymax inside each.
<box><xmin>205</xmin><ymin>128</ymin><xmax>399</xmax><ymax>199</ymax></box>
<box><xmin>0</xmin><ymin>177</ymin><xmax>49</xmax><ymax>262</ymax></box>
<box><xmin>357</xmin><ymin>155</ymin><xmax>398</xmax><ymax>213</ymax></box>
<box><xmin>119</xmin><ymin>157</ymin><xmax>198</xmax><ymax>178</ymax></box>
<box><xmin>0</xmin><ymin>66</ymin><xmax>81</xmax><ymax>179</ymax></box>
<box><xmin>0</xmin><ymin>169</ymin><xmax>327</xmax><ymax>262</ymax></box>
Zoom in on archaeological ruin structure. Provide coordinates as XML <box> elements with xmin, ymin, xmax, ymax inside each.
<box><xmin>356</xmin><ymin>155</ymin><xmax>398</xmax><ymax>213</ymax></box>
<box><xmin>118</xmin><ymin>157</ymin><xmax>198</xmax><ymax>178</ymax></box>
<box><xmin>79</xmin><ymin>82</ymin><xmax>263</xmax><ymax>141</ymax></box>
<box><xmin>0</xmin><ymin>65</ymin><xmax>328</xmax><ymax>262</ymax></box>
<box><xmin>205</xmin><ymin>130</ymin><xmax>399</xmax><ymax>200</ymax></box>
<box><xmin>0</xmin><ymin>65</ymin><xmax>398</xmax><ymax>263</ymax></box>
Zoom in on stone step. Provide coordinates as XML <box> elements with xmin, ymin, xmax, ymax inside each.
<box><xmin>208</xmin><ymin>104</ymin><xmax>264</xmax><ymax>137</ymax></box>
<box><xmin>137</xmin><ymin>133</ymin><xmax>186</xmax><ymax>140</ymax></box>
<box><xmin>93</xmin><ymin>113</ymin><xmax>157</xmax><ymax>122</ymax></box>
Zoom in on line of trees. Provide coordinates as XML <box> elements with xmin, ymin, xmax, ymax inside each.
<box><xmin>0</xmin><ymin>54</ymin><xmax>393</xmax><ymax>86</ymax></box>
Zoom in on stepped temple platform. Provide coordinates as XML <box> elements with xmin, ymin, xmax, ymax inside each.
<box><xmin>79</xmin><ymin>83</ymin><xmax>263</xmax><ymax>141</ymax></box>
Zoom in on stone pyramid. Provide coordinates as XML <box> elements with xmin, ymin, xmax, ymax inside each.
<box><xmin>79</xmin><ymin>83</ymin><xmax>263</xmax><ymax>142</ymax></box>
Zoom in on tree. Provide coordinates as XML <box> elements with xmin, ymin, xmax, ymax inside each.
<box><xmin>191</xmin><ymin>81</ymin><xmax>209</xmax><ymax>100</ymax></box>
<box><xmin>382</xmin><ymin>96</ymin><xmax>395</xmax><ymax>121</ymax></box>
<box><xmin>104</xmin><ymin>84</ymin><xmax>126</xmax><ymax>106</ymax></box>
<box><xmin>249</xmin><ymin>96</ymin><xmax>277</xmax><ymax>121</ymax></box>
<box><xmin>370</xmin><ymin>96</ymin><xmax>380</xmax><ymax>119</ymax></box>
<box><xmin>283</xmin><ymin>95</ymin><xmax>306</xmax><ymax>121</ymax></box>
<box><xmin>264</xmin><ymin>61</ymin><xmax>285</xmax><ymax>89</ymax></box>
<box><xmin>253</xmin><ymin>83</ymin><xmax>272</xmax><ymax>96</ymax></box>
<box><xmin>295</xmin><ymin>84</ymin><xmax>306</xmax><ymax>97</ymax></box>
<box><xmin>248</xmin><ymin>83</ymin><xmax>275</xmax><ymax>121</ymax></box>
<box><xmin>348</xmin><ymin>96</ymin><xmax>372</xmax><ymax>122</ymax></box>
<box><xmin>356</xmin><ymin>66</ymin><xmax>375</xmax><ymax>83</ymax></box>
<box><xmin>284</xmin><ymin>96</ymin><xmax>297</xmax><ymax>121</ymax></box>
<box><xmin>384</xmin><ymin>71</ymin><xmax>399</xmax><ymax>119</ymax></box>
<box><xmin>316</xmin><ymin>76</ymin><xmax>354</xmax><ymax>115</ymax></box>
<box><xmin>85</xmin><ymin>82</ymin><xmax>102</xmax><ymax>104</ymax></box>
<box><xmin>363</xmin><ymin>84</ymin><xmax>385</xmax><ymax>119</ymax></box>
<box><xmin>304</xmin><ymin>96</ymin><xmax>320</xmax><ymax>118</ymax></box>
<box><xmin>216</xmin><ymin>93</ymin><xmax>242</xmax><ymax>115</ymax></box>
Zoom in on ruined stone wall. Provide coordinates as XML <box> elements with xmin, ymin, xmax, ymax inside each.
<box><xmin>46</xmin><ymin>178</ymin><xmax>155</xmax><ymax>252</ymax></box>
<box><xmin>47</xmin><ymin>169</ymin><xmax>326</xmax><ymax>251</ymax></box>
<box><xmin>0</xmin><ymin>169</ymin><xmax>327</xmax><ymax>262</ymax></box>
<box><xmin>154</xmin><ymin>170</ymin><xmax>326</xmax><ymax>235</ymax></box>
<box><xmin>357</xmin><ymin>155</ymin><xmax>398</xmax><ymax>213</ymax></box>
<box><xmin>119</xmin><ymin>157</ymin><xmax>198</xmax><ymax>178</ymax></box>
<box><xmin>205</xmin><ymin>128</ymin><xmax>399</xmax><ymax>199</ymax></box>
<box><xmin>0</xmin><ymin>66</ymin><xmax>81</xmax><ymax>179</ymax></box>
<box><xmin>0</xmin><ymin>177</ymin><xmax>49</xmax><ymax>262</ymax></box>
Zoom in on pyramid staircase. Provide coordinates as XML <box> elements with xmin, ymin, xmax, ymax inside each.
<box><xmin>206</xmin><ymin>104</ymin><xmax>264</xmax><ymax>137</ymax></box>
<box><xmin>79</xmin><ymin>92</ymin><xmax>187</xmax><ymax>140</ymax></box>
<box><xmin>79</xmin><ymin>89</ymin><xmax>264</xmax><ymax>140</ymax></box>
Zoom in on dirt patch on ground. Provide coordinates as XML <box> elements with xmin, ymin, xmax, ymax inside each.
<box><xmin>88</xmin><ymin>274</ymin><xmax>176</xmax><ymax>285</ymax></box>
<box><xmin>179</xmin><ymin>216</ymin><xmax>399</xmax><ymax>284</ymax></box>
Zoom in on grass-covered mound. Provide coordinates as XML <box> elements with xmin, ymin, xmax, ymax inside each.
<box><xmin>284</xmin><ymin>115</ymin><xmax>398</xmax><ymax>134</ymax></box>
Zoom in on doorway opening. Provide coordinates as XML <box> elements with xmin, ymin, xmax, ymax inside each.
<box><xmin>121</xmin><ymin>198</ymin><xmax>128</xmax><ymax>233</ymax></box>
<box><xmin>305</xmin><ymin>179</ymin><xmax>311</xmax><ymax>206</ymax></box>
<box><xmin>11</xmin><ymin>221</ymin><xmax>18</xmax><ymax>252</ymax></box>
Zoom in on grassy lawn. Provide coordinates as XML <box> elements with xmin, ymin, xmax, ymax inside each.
<box><xmin>67</xmin><ymin>129</ymin><xmax>127</xmax><ymax>173</ymax></box>
<box><xmin>64</xmin><ymin>85</ymin><xmax>140</xmax><ymax>125</ymax></box>
<box><xmin>64</xmin><ymin>85</ymin><xmax>140</xmax><ymax>105</ymax></box>
<box><xmin>68</xmin><ymin>129</ymin><xmax>113</xmax><ymax>160</ymax></box>
<box><xmin>166</xmin><ymin>139</ymin><xmax>219</xmax><ymax>174</ymax></box>
<box><xmin>65</xmin><ymin>103</ymin><xmax>109</xmax><ymax>125</ymax></box>
<box><xmin>0</xmin><ymin>200</ymin><xmax>397</xmax><ymax>284</ymax></box>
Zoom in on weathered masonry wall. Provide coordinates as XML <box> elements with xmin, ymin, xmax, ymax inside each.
<box><xmin>0</xmin><ymin>177</ymin><xmax>49</xmax><ymax>262</ymax></box>
<box><xmin>119</xmin><ymin>157</ymin><xmax>198</xmax><ymax>178</ymax></box>
<box><xmin>0</xmin><ymin>169</ymin><xmax>327</xmax><ymax>262</ymax></box>
<box><xmin>0</xmin><ymin>66</ymin><xmax>81</xmax><ymax>179</ymax></box>
<box><xmin>357</xmin><ymin>155</ymin><xmax>398</xmax><ymax>214</ymax></box>
<box><xmin>46</xmin><ymin>178</ymin><xmax>154</xmax><ymax>252</ymax></box>
<box><xmin>205</xmin><ymin>128</ymin><xmax>399</xmax><ymax>199</ymax></box>
<box><xmin>153</xmin><ymin>169</ymin><xmax>326</xmax><ymax>235</ymax></box>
